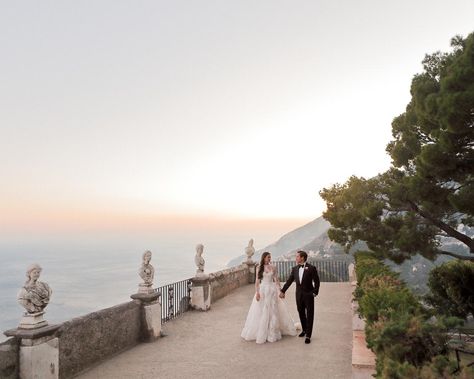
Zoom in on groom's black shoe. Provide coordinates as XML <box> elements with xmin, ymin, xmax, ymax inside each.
<box><xmin>305</xmin><ymin>337</ymin><xmax>311</xmax><ymax>344</ymax></box>
<box><xmin>298</xmin><ymin>331</ymin><xmax>306</xmax><ymax>337</ymax></box>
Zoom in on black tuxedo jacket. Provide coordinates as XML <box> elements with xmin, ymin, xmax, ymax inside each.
<box><xmin>281</xmin><ymin>263</ymin><xmax>320</xmax><ymax>296</ymax></box>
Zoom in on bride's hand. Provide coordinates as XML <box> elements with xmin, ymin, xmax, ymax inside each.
<box><xmin>256</xmin><ymin>292</ymin><xmax>260</xmax><ymax>301</ymax></box>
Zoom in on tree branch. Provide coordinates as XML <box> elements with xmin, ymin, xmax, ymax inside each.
<box><xmin>407</xmin><ymin>200</ymin><xmax>474</xmax><ymax>253</ymax></box>
<box><xmin>438</xmin><ymin>250</ymin><xmax>474</xmax><ymax>261</ymax></box>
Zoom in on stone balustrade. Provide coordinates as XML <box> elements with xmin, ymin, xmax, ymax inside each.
<box><xmin>1</xmin><ymin>249</ymin><xmax>256</xmax><ymax>379</ymax></box>
<box><xmin>209</xmin><ymin>264</ymin><xmax>251</xmax><ymax>303</ymax></box>
<box><xmin>57</xmin><ymin>301</ymin><xmax>142</xmax><ymax>378</ymax></box>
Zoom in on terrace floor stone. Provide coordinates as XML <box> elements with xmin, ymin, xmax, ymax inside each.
<box><xmin>77</xmin><ymin>282</ymin><xmax>353</xmax><ymax>379</ymax></box>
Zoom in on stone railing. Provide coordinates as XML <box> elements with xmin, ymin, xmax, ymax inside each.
<box><xmin>209</xmin><ymin>264</ymin><xmax>251</xmax><ymax>303</ymax></box>
<box><xmin>4</xmin><ymin>301</ymin><xmax>143</xmax><ymax>379</ymax></box>
<box><xmin>57</xmin><ymin>301</ymin><xmax>142</xmax><ymax>379</ymax></box>
<box><xmin>1</xmin><ymin>247</ymin><xmax>257</xmax><ymax>379</ymax></box>
<box><xmin>189</xmin><ymin>262</ymin><xmax>255</xmax><ymax>311</ymax></box>
<box><xmin>3</xmin><ymin>292</ymin><xmax>159</xmax><ymax>379</ymax></box>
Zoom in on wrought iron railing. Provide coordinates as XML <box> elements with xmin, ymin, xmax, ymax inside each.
<box><xmin>274</xmin><ymin>259</ymin><xmax>349</xmax><ymax>282</ymax></box>
<box><xmin>155</xmin><ymin>278</ymin><xmax>192</xmax><ymax>323</ymax></box>
<box><xmin>154</xmin><ymin>260</ymin><xmax>348</xmax><ymax>324</ymax></box>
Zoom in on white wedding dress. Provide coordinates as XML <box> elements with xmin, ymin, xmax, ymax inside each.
<box><xmin>241</xmin><ymin>266</ymin><xmax>297</xmax><ymax>344</ymax></box>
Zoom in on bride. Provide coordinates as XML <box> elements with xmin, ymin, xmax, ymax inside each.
<box><xmin>241</xmin><ymin>252</ymin><xmax>297</xmax><ymax>343</ymax></box>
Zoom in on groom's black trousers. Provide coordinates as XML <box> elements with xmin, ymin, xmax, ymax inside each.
<box><xmin>296</xmin><ymin>291</ymin><xmax>315</xmax><ymax>338</ymax></box>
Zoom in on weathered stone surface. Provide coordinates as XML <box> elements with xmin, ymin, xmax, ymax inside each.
<box><xmin>0</xmin><ymin>338</ymin><xmax>19</xmax><ymax>379</ymax></box>
<box><xmin>5</xmin><ymin>324</ymin><xmax>61</xmax><ymax>342</ymax></box>
<box><xmin>352</xmin><ymin>313</ymin><xmax>366</xmax><ymax>331</ymax></box>
<box><xmin>57</xmin><ymin>301</ymin><xmax>141</xmax><ymax>379</ymax></box>
<box><xmin>352</xmin><ymin>330</ymin><xmax>376</xmax><ymax>369</ymax></box>
<box><xmin>76</xmin><ymin>283</ymin><xmax>353</xmax><ymax>379</ymax></box>
<box><xmin>348</xmin><ymin>263</ymin><xmax>355</xmax><ymax>282</ymax></box>
<box><xmin>138</xmin><ymin>250</ymin><xmax>155</xmax><ymax>294</ymax></box>
<box><xmin>130</xmin><ymin>291</ymin><xmax>160</xmax><ymax>303</ymax></box>
<box><xmin>190</xmin><ymin>281</ymin><xmax>211</xmax><ymax>311</ymax></box>
<box><xmin>194</xmin><ymin>244</ymin><xmax>206</xmax><ymax>277</ymax></box>
<box><xmin>244</xmin><ymin>261</ymin><xmax>257</xmax><ymax>283</ymax></box>
<box><xmin>209</xmin><ymin>264</ymin><xmax>249</xmax><ymax>302</ymax></box>
<box><xmin>244</xmin><ymin>239</ymin><xmax>255</xmax><ymax>263</ymax></box>
<box><xmin>19</xmin><ymin>337</ymin><xmax>59</xmax><ymax>379</ymax></box>
<box><xmin>18</xmin><ymin>311</ymin><xmax>48</xmax><ymax>330</ymax></box>
<box><xmin>191</xmin><ymin>263</ymin><xmax>249</xmax><ymax>310</ymax></box>
<box><xmin>142</xmin><ymin>302</ymin><xmax>161</xmax><ymax>342</ymax></box>
<box><xmin>17</xmin><ymin>264</ymin><xmax>52</xmax><ymax>317</ymax></box>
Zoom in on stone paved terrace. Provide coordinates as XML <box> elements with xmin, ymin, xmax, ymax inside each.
<box><xmin>77</xmin><ymin>282</ymin><xmax>352</xmax><ymax>379</ymax></box>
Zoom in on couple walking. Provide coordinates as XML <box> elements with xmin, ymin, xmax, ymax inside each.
<box><xmin>241</xmin><ymin>250</ymin><xmax>320</xmax><ymax>344</ymax></box>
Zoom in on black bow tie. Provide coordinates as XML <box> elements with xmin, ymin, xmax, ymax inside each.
<box><xmin>298</xmin><ymin>264</ymin><xmax>305</xmax><ymax>268</ymax></box>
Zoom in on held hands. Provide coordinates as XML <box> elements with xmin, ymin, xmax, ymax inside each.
<box><xmin>256</xmin><ymin>292</ymin><xmax>260</xmax><ymax>301</ymax></box>
<box><xmin>279</xmin><ymin>291</ymin><xmax>285</xmax><ymax>299</ymax></box>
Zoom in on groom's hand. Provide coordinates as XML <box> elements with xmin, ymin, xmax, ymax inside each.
<box><xmin>256</xmin><ymin>292</ymin><xmax>260</xmax><ymax>301</ymax></box>
<box><xmin>279</xmin><ymin>291</ymin><xmax>285</xmax><ymax>299</ymax></box>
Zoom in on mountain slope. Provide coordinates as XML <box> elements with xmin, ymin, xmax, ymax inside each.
<box><xmin>227</xmin><ymin>216</ymin><xmax>330</xmax><ymax>266</ymax></box>
<box><xmin>227</xmin><ymin>217</ymin><xmax>473</xmax><ymax>295</ymax></box>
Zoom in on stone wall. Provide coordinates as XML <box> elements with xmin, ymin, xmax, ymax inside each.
<box><xmin>209</xmin><ymin>264</ymin><xmax>249</xmax><ymax>303</ymax></box>
<box><xmin>5</xmin><ymin>265</ymin><xmax>252</xmax><ymax>377</ymax></box>
<box><xmin>0</xmin><ymin>338</ymin><xmax>19</xmax><ymax>379</ymax></box>
<box><xmin>57</xmin><ymin>301</ymin><xmax>141</xmax><ymax>379</ymax></box>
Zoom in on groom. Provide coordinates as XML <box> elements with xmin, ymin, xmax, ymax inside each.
<box><xmin>280</xmin><ymin>251</ymin><xmax>320</xmax><ymax>344</ymax></box>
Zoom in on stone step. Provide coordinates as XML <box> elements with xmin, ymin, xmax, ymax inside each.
<box><xmin>352</xmin><ymin>330</ymin><xmax>376</xmax><ymax>367</ymax></box>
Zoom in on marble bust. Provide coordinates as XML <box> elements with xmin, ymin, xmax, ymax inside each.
<box><xmin>245</xmin><ymin>238</ymin><xmax>255</xmax><ymax>262</ymax></box>
<box><xmin>17</xmin><ymin>263</ymin><xmax>52</xmax><ymax>314</ymax></box>
<box><xmin>139</xmin><ymin>250</ymin><xmax>155</xmax><ymax>285</ymax></box>
<box><xmin>195</xmin><ymin>244</ymin><xmax>205</xmax><ymax>276</ymax></box>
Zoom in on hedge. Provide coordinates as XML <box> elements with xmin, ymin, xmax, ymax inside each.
<box><xmin>354</xmin><ymin>251</ymin><xmax>472</xmax><ymax>378</ymax></box>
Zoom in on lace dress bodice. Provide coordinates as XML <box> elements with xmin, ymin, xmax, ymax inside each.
<box><xmin>261</xmin><ymin>270</ymin><xmax>275</xmax><ymax>284</ymax></box>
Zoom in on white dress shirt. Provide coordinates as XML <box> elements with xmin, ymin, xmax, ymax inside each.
<box><xmin>299</xmin><ymin>263</ymin><xmax>305</xmax><ymax>283</ymax></box>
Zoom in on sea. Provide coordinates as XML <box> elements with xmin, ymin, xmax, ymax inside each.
<box><xmin>0</xmin><ymin>221</ymin><xmax>301</xmax><ymax>341</ymax></box>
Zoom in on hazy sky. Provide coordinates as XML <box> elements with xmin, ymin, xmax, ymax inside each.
<box><xmin>1</xmin><ymin>1</ymin><xmax>473</xmax><ymax>233</ymax></box>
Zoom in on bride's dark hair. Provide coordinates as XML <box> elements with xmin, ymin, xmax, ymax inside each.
<box><xmin>258</xmin><ymin>252</ymin><xmax>271</xmax><ymax>281</ymax></box>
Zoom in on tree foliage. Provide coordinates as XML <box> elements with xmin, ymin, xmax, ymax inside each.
<box><xmin>354</xmin><ymin>252</ymin><xmax>465</xmax><ymax>377</ymax></box>
<box><xmin>321</xmin><ymin>32</ymin><xmax>474</xmax><ymax>262</ymax></box>
<box><xmin>425</xmin><ymin>260</ymin><xmax>474</xmax><ymax>318</ymax></box>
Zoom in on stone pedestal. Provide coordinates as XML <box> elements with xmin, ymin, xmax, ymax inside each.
<box><xmin>138</xmin><ymin>283</ymin><xmax>154</xmax><ymax>294</ymax></box>
<box><xmin>18</xmin><ymin>312</ymin><xmax>48</xmax><ymax>330</ymax></box>
<box><xmin>191</xmin><ymin>276</ymin><xmax>211</xmax><ymax>311</ymax></box>
<box><xmin>348</xmin><ymin>263</ymin><xmax>356</xmax><ymax>283</ymax></box>
<box><xmin>243</xmin><ymin>262</ymin><xmax>257</xmax><ymax>284</ymax></box>
<box><xmin>130</xmin><ymin>291</ymin><xmax>162</xmax><ymax>342</ymax></box>
<box><xmin>4</xmin><ymin>325</ymin><xmax>61</xmax><ymax>379</ymax></box>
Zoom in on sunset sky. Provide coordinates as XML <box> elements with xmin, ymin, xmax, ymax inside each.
<box><xmin>1</xmin><ymin>1</ymin><xmax>474</xmax><ymax>235</ymax></box>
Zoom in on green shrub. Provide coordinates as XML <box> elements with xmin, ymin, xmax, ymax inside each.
<box><xmin>354</xmin><ymin>251</ymin><xmax>393</xmax><ymax>283</ymax></box>
<box><xmin>366</xmin><ymin>313</ymin><xmax>456</xmax><ymax>372</ymax></box>
<box><xmin>380</xmin><ymin>355</ymin><xmax>458</xmax><ymax>379</ymax></box>
<box><xmin>359</xmin><ymin>282</ymin><xmax>418</xmax><ymax>324</ymax></box>
<box><xmin>354</xmin><ymin>251</ymin><xmax>465</xmax><ymax>377</ymax></box>
<box><xmin>354</xmin><ymin>251</ymin><xmax>397</xmax><ymax>302</ymax></box>
<box><xmin>425</xmin><ymin>260</ymin><xmax>474</xmax><ymax>319</ymax></box>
